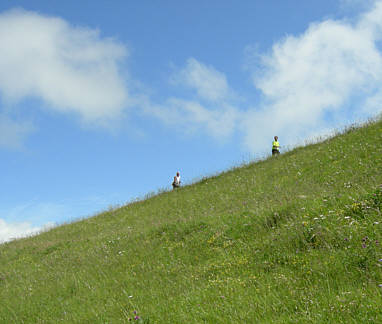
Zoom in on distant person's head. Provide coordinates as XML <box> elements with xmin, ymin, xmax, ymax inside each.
<box><xmin>274</xmin><ymin>136</ymin><xmax>278</xmax><ymax>141</ymax></box>
<box><xmin>177</xmin><ymin>172</ymin><xmax>180</xmax><ymax>176</ymax></box>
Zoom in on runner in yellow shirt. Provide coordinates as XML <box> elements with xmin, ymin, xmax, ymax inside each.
<box><xmin>272</xmin><ymin>136</ymin><xmax>280</xmax><ymax>155</ymax></box>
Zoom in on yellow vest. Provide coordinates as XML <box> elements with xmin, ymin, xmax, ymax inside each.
<box><xmin>272</xmin><ymin>141</ymin><xmax>280</xmax><ymax>150</ymax></box>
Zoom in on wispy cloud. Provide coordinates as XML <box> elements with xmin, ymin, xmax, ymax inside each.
<box><xmin>142</xmin><ymin>58</ymin><xmax>240</xmax><ymax>139</ymax></box>
<box><xmin>144</xmin><ymin>97</ymin><xmax>239</xmax><ymax>139</ymax></box>
<box><xmin>0</xmin><ymin>114</ymin><xmax>35</xmax><ymax>149</ymax></box>
<box><xmin>171</xmin><ymin>58</ymin><xmax>231</xmax><ymax>102</ymax></box>
<box><xmin>0</xmin><ymin>193</ymin><xmax>126</xmax><ymax>229</ymax></box>
<box><xmin>0</xmin><ymin>196</ymin><xmax>109</xmax><ymax>242</ymax></box>
<box><xmin>0</xmin><ymin>9</ymin><xmax>128</xmax><ymax>123</ymax></box>
<box><xmin>339</xmin><ymin>0</ymin><xmax>376</xmax><ymax>11</ymax></box>
<box><xmin>0</xmin><ymin>218</ymin><xmax>46</xmax><ymax>244</ymax></box>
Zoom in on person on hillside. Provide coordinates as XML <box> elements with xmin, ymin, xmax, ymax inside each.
<box><xmin>172</xmin><ymin>172</ymin><xmax>181</xmax><ymax>189</ymax></box>
<box><xmin>272</xmin><ymin>136</ymin><xmax>280</xmax><ymax>156</ymax></box>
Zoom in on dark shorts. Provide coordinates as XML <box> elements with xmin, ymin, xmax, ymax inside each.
<box><xmin>272</xmin><ymin>149</ymin><xmax>280</xmax><ymax>155</ymax></box>
<box><xmin>172</xmin><ymin>183</ymin><xmax>180</xmax><ymax>189</ymax></box>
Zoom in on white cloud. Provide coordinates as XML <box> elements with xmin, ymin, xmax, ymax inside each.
<box><xmin>0</xmin><ymin>9</ymin><xmax>128</xmax><ymax>122</ymax></box>
<box><xmin>242</xmin><ymin>0</ymin><xmax>382</xmax><ymax>151</ymax></box>
<box><xmin>171</xmin><ymin>58</ymin><xmax>230</xmax><ymax>102</ymax></box>
<box><xmin>0</xmin><ymin>218</ymin><xmax>44</xmax><ymax>243</ymax></box>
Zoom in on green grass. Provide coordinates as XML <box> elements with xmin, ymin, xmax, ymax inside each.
<box><xmin>0</xmin><ymin>120</ymin><xmax>381</xmax><ymax>323</ymax></box>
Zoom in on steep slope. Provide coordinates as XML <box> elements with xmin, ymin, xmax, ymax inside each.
<box><xmin>0</xmin><ymin>120</ymin><xmax>381</xmax><ymax>323</ymax></box>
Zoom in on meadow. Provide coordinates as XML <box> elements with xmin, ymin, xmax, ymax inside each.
<box><xmin>0</xmin><ymin>119</ymin><xmax>381</xmax><ymax>323</ymax></box>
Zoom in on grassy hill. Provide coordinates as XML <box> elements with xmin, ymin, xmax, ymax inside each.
<box><xmin>0</xmin><ymin>120</ymin><xmax>381</xmax><ymax>323</ymax></box>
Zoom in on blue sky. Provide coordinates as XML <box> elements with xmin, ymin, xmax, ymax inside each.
<box><xmin>0</xmin><ymin>0</ymin><xmax>381</xmax><ymax>242</ymax></box>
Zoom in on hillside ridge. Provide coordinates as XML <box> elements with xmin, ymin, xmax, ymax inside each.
<box><xmin>0</xmin><ymin>119</ymin><xmax>381</xmax><ymax>323</ymax></box>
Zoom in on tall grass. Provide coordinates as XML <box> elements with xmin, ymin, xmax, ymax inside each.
<box><xmin>0</xmin><ymin>119</ymin><xmax>381</xmax><ymax>323</ymax></box>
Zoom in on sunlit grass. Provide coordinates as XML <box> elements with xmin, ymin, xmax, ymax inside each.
<box><xmin>0</xmin><ymin>119</ymin><xmax>381</xmax><ymax>323</ymax></box>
